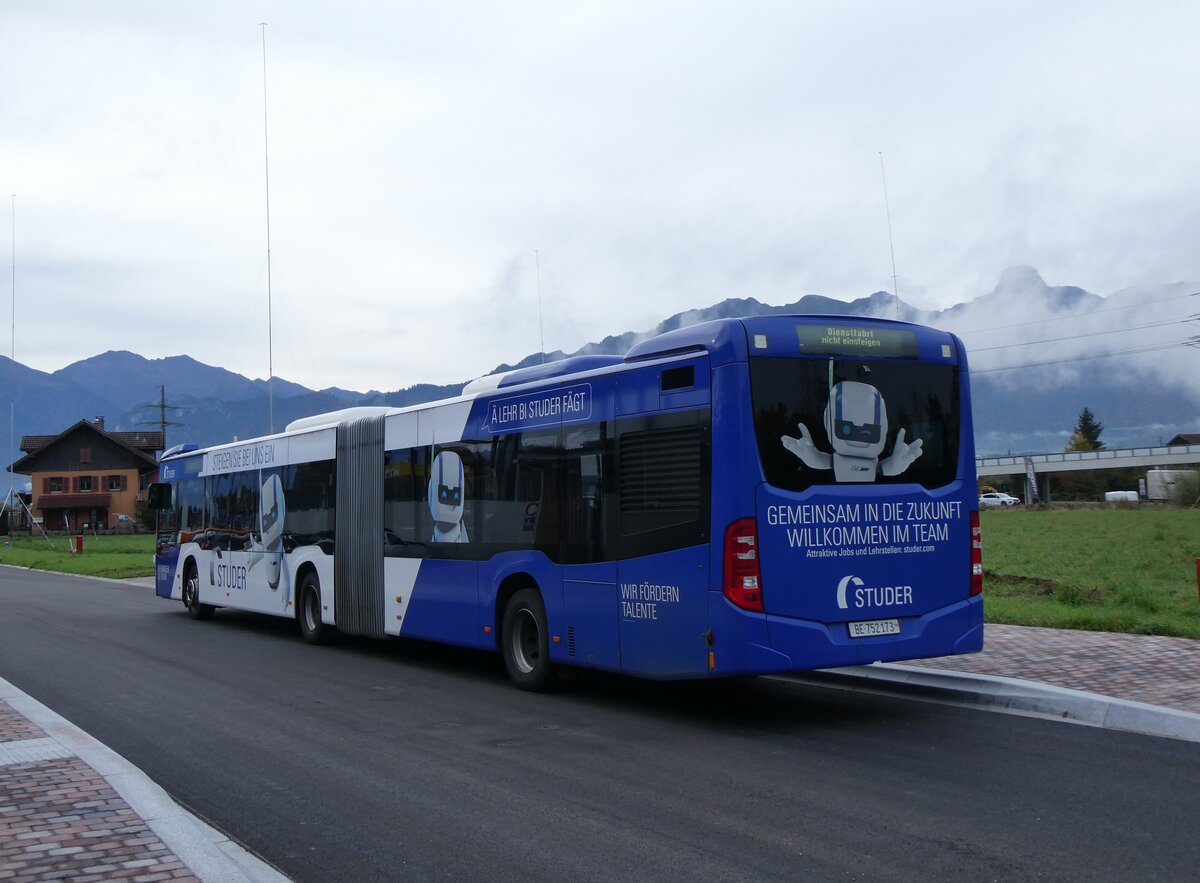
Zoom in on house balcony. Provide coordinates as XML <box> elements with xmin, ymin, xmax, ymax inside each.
<box><xmin>36</xmin><ymin>493</ymin><xmax>113</xmax><ymax>510</ymax></box>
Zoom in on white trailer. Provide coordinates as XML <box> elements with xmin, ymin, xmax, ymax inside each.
<box><xmin>1145</xmin><ymin>469</ymin><xmax>1199</xmax><ymax>502</ymax></box>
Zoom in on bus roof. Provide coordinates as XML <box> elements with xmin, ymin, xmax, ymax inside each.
<box><xmin>162</xmin><ymin>314</ymin><xmax>961</xmax><ymax>460</ymax></box>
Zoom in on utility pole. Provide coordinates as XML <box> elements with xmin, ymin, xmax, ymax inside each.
<box><xmin>137</xmin><ymin>385</ymin><xmax>185</xmax><ymax>447</ymax></box>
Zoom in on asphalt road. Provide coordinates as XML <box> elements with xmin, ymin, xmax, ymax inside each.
<box><xmin>2</xmin><ymin>566</ymin><xmax>1198</xmax><ymax>882</ymax></box>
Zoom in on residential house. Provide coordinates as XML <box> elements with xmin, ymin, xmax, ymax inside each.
<box><xmin>11</xmin><ymin>418</ymin><xmax>163</xmax><ymax>532</ymax></box>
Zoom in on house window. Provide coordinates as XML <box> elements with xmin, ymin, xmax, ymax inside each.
<box><xmin>79</xmin><ymin>476</ymin><xmax>93</xmax><ymax>493</ymax></box>
<box><xmin>48</xmin><ymin>477</ymin><xmax>65</xmax><ymax>493</ymax></box>
<box><xmin>107</xmin><ymin>475</ymin><xmax>124</xmax><ymax>492</ymax></box>
<box><xmin>80</xmin><ymin>448</ymin><xmax>92</xmax><ymax>464</ymax></box>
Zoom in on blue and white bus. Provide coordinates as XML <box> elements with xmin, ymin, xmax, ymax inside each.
<box><xmin>150</xmin><ymin>315</ymin><xmax>983</xmax><ymax>690</ymax></box>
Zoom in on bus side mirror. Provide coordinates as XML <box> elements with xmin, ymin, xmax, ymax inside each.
<box><xmin>148</xmin><ymin>483</ymin><xmax>172</xmax><ymax>510</ymax></box>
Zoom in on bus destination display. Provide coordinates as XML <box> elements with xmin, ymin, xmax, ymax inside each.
<box><xmin>796</xmin><ymin>323</ymin><xmax>918</xmax><ymax>359</ymax></box>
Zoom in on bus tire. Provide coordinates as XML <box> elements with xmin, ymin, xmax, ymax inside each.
<box><xmin>298</xmin><ymin>573</ymin><xmax>327</xmax><ymax>645</ymax></box>
<box><xmin>182</xmin><ymin>562</ymin><xmax>214</xmax><ymax>621</ymax></box>
<box><xmin>501</xmin><ymin>588</ymin><xmax>553</xmax><ymax>692</ymax></box>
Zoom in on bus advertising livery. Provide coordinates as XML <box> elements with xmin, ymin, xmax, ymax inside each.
<box><xmin>151</xmin><ymin>315</ymin><xmax>983</xmax><ymax>690</ymax></box>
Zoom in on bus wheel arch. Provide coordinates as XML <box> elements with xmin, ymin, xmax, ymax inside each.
<box><xmin>297</xmin><ymin>566</ymin><xmax>328</xmax><ymax>645</ymax></box>
<box><xmin>181</xmin><ymin>557</ymin><xmax>214</xmax><ymax>620</ymax></box>
<box><xmin>499</xmin><ymin>581</ymin><xmax>554</xmax><ymax>692</ymax></box>
<box><xmin>493</xmin><ymin>573</ymin><xmax>536</xmax><ymax>650</ymax></box>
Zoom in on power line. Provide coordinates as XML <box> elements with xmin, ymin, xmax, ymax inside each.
<box><xmin>968</xmin><ymin>317</ymin><xmax>1196</xmax><ymax>353</ymax></box>
<box><xmin>954</xmin><ymin>290</ymin><xmax>1200</xmax><ymax>336</ymax></box>
<box><xmin>970</xmin><ymin>337</ymin><xmax>1200</xmax><ymax>374</ymax></box>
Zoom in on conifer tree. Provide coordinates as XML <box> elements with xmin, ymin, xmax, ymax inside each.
<box><xmin>1067</xmin><ymin>407</ymin><xmax>1105</xmax><ymax>451</ymax></box>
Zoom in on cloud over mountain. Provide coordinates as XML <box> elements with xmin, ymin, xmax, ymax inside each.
<box><xmin>4</xmin><ymin>266</ymin><xmax>1198</xmax><ymax>494</ymax></box>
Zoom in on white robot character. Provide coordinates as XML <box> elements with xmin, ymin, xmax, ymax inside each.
<box><xmin>781</xmin><ymin>380</ymin><xmax>923</xmax><ymax>482</ymax></box>
<box><xmin>238</xmin><ymin>473</ymin><xmax>288</xmax><ymax>609</ymax></box>
<box><xmin>428</xmin><ymin>450</ymin><xmax>469</xmax><ymax>543</ymax></box>
<box><xmin>257</xmin><ymin>473</ymin><xmax>286</xmax><ymax>591</ymax></box>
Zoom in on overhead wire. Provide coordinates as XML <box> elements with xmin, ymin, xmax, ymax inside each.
<box><xmin>953</xmin><ymin>290</ymin><xmax>1200</xmax><ymax>336</ymax></box>
<box><xmin>967</xmin><ymin>317</ymin><xmax>1195</xmax><ymax>353</ymax></box>
<box><xmin>970</xmin><ymin>338</ymin><xmax>1200</xmax><ymax>374</ymax></box>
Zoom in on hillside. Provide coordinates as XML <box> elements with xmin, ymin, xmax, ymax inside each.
<box><xmin>3</xmin><ymin>266</ymin><xmax>1198</xmax><ymax>492</ymax></box>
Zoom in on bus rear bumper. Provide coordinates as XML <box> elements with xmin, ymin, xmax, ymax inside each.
<box><xmin>715</xmin><ymin>596</ymin><xmax>984</xmax><ymax>676</ymax></box>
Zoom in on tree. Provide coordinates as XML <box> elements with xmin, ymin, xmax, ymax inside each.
<box><xmin>1067</xmin><ymin>407</ymin><xmax>1105</xmax><ymax>452</ymax></box>
<box><xmin>1057</xmin><ymin>407</ymin><xmax>1108</xmax><ymax>500</ymax></box>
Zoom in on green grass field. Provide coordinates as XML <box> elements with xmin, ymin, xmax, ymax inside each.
<box><xmin>0</xmin><ymin>533</ymin><xmax>156</xmax><ymax>579</ymax></box>
<box><xmin>3</xmin><ymin>509</ymin><xmax>1198</xmax><ymax>638</ymax></box>
<box><xmin>981</xmin><ymin>507</ymin><xmax>1200</xmax><ymax>639</ymax></box>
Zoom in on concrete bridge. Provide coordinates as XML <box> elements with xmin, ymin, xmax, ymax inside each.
<box><xmin>976</xmin><ymin>443</ymin><xmax>1200</xmax><ymax>501</ymax></box>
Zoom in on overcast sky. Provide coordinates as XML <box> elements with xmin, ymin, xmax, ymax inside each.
<box><xmin>3</xmin><ymin>1</ymin><xmax>1198</xmax><ymax>392</ymax></box>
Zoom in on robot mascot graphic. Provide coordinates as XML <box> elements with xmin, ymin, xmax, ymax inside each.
<box><xmin>247</xmin><ymin>472</ymin><xmax>289</xmax><ymax>610</ymax></box>
<box><xmin>428</xmin><ymin>450</ymin><xmax>469</xmax><ymax>543</ymax></box>
<box><xmin>213</xmin><ymin>472</ymin><xmax>289</xmax><ymax>612</ymax></box>
<box><xmin>781</xmin><ymin>380</ymin><xmax>923</xmax><ymax>482</ymax></box>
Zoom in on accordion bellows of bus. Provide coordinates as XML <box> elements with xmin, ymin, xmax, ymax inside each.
<box><xmin>149</xmin><ymin>315</ymin><xmax>983</xmax><ymax>690</ymax></box>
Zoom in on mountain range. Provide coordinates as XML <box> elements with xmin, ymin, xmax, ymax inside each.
<box><xmin>4</xmin><ymin>266</ymin><xmax>1198</xmax><ymax>492</ymax></box>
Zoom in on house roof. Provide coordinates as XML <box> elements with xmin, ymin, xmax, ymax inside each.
<box><xmin>20</xmin><ymin>426</ymin><xmax>163</xmax><ymax>455</ymax></box>
<box><xmin>1167</xmin><ymin>433</ymin><xmax>1200</xmax><ymax>446</ymax></box>
<box><xmin>11</xmin><ymin>419</ymin><xmax>161</xmax><ymax>475</ymax></box>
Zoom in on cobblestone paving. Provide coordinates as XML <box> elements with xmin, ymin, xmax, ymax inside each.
<box><xmin>905</xmin><ymin>623</ymin><xmax>1200</xmax><ymax>715</ymax></box>
<box><xmin>0</xmin><ymin>732</ymin><xmax>199</xmax><ymax>882</ymax></box>
<box><xmin>0</xmin><ymin>703</ymin><xmax>45</xmax><ymax>744</ymax></box>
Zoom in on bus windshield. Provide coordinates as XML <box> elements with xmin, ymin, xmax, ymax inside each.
<box><xmin>750</xmin><ymin>356</ymin><xmax>961</xmax><ymax>492</ymax></box>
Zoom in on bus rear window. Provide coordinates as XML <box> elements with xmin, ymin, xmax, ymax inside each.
<box><xmin>750</xmin><ymin>357</ymin><xmax>960</xmax><ymax>492</ymax></box>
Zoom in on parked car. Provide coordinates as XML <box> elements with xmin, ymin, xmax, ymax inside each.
<box><xmin>979</xmin><ymin>492</ymin><xmax>1020</xmax><ymax>507</ymax></box>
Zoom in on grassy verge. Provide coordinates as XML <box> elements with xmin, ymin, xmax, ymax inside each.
<box><xmin>2</xmin><ymin>511</ymin><xmax>1198</xmax><ymax>639</ymax></box>
<box><xmin>0</xmin><ymin>534</ymin><xmax>156</xmax><ymax>579</ymax></box>
<box><xmin>981</xmin><ymin>508</ymin><xmax>1200</xmax><ymax>639</ymax></box>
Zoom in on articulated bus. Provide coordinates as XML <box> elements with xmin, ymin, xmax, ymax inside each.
<box><xmin>150</xmin><ymin>315</ymin><xmax>983</xmax><ymax>690</ymax></box>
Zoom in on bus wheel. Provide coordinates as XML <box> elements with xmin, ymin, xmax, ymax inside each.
<box><xmin>501</xmin><ymin>588</ymin><xmax>553</xmax><ymax>692</ymax></box>
<box><xmin>298</xmin><ymin>573</ymin><xmax>327</xmax><ymax>645</ymax></box>
<box><xmin>182</xmin><ymin>563</ymin><xmax>213</xmax><ymax>621</ymax></box>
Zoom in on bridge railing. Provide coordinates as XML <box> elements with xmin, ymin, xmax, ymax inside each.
<box><xmin>978</xmin><ymin>444</ymin><xmax>1200</xmax><ymax>476</ymax></box>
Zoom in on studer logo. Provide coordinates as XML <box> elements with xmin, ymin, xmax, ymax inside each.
<box><xmin>836</xmin><ymin>575</ymin><xmax>914</xmax><ymax>610</ymax></box>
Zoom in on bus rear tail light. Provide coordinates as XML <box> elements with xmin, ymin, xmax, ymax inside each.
<box><xmin>970</xmin><ymin>510</ymin><xmax>983</xmax><ymax>596</ymax></box>
<box><xmin>724</xmin><ymin>517</ymin><xmax>763</xmax><ymax>612</ymax></box>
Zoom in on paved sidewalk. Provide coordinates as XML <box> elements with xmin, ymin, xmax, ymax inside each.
<box><xmin>902</xmin><ymin>623</ymin><xmax>1200</xmax><ymax>716</ymax></box>
<box><xmin>0</xmin><ymin>678</ymin><xmax>288</xmax><ymax>883</ymax></box>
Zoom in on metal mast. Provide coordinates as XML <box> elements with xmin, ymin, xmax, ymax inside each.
<box><xmin>260</xmin><ymin>22</ymin><xmax>275</xmax><ymax>434</ymax></box>
<box><xmin>878</xmin><ymin>152</ymin><xmax>900</xmax><ymax>319</ymax></box>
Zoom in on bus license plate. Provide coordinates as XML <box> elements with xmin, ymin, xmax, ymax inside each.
<box><xmin>847</xmin><ymin>618</ymin><xmax>900</xmax><ymax>638</ymax></box>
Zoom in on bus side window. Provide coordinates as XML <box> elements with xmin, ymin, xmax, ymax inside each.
<box><xmin>231</xmin><ymin>472</ymin><xmax>259</xmax><ymax>536</ymax></box>
<box><xmin>561</xmin><ymin>422</ymin><xmax>612</xmax><ymax>564</ymax></box>
<box><xmin>177</xmin><ymin>478</ymin><xmax>206</xmax><ymax>542</ymax></box>
<box><xmin>615</xmin><ymin>411</ymin><xmax>710</xmax><ymax>558</ymax></box>
<box><xmin>383</xmin><ymin>447</ymin><xmax>431</xmax><ymax>553</ymax></box>
<box><xmin>283</xmin><ymin>460</ymin><xmax>336</xmax><ymax>553</ymax></box>
<box><xmin>209</xmin><ymin>475</ymin><xmax>231</xmax><ymax>532</ymax></box>
<box><xmin>484</xmin><ymin>429</ymin><xmax>559</xmax><ymax>553</ymax></box>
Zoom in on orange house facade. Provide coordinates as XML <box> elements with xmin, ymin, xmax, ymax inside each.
<box><xmin>12</xmin><ymin>418</ymin><xmax>163</xmax><ymax>532</ymax></box>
